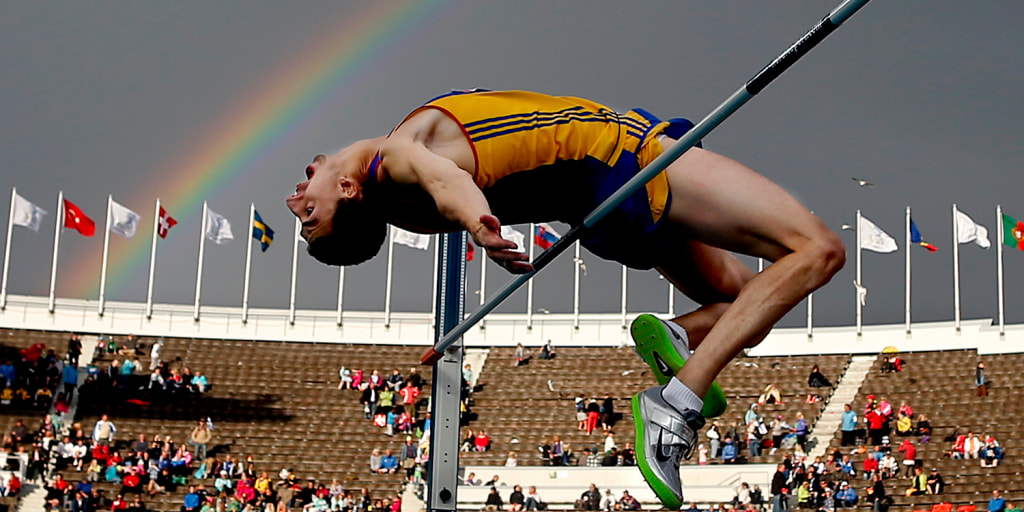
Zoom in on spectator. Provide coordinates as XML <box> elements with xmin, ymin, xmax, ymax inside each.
<box><xmin>770</xmin><ymin>464</ymin><xmax>787</xmax><ymax>512</ymax></box>
<box><xmin>736</xmin><ymin>482</ymin><xmax>752</xmax><ymax>507</ymax></box>
<box><xmin>189</xmin><ymin>420</ymin><xmax>213</xmax><ymax>460</ymax></box>
<box><xmin>463</xmin><ymin>472</ymin><xmax>480</xmax><ymax>486</ymax></box>
<box><xmin>975</xmin><ymin>362</ymin><xmax>989</xmax><ymax>397</ymax></box>
<box><xmin>619</xmin><ymin>442</ymin><xmax>635</xmax><ymax>466</ymax></box>
<box><xmin>603</xmin><ymin>431</ymin><xmax>617</xmax><ymax>454</ymax></box>
<box><xmin>585</xmin><ymin>399</ymin><xmax>600</xmax><ymax>435</ymax></box>
<box><xmin>839</xmin><ymin>405</ymin><xmax>858</xmax><ymax>447</ymax></box>
<box><xmin>538</xmin><ymin>340</ymin><xmax>555</xmax><ymax>360</ymax></box>
<box><xmin>924</xmin><ymin>468</ymin><xmax>945</xmax><ymax>495</ymax></box>
<box><xmin>505</xmin><ymin>452</ymin><xmax>518</xmax><ymax>468</ymax></box>
<box><xmin>399</xmin><ymin>381</ymin><xmax>420</xmax><ymax>418</ymax></box>
<box><xmin>579</xmin><ymin>484</ymin><xmax>600</xmax><ymax>512</ymax></box>
<box><xmin>1007</xmin><ymin>504</ymin><xmax>1022</xmax><ymax>512</ymax></box>
<box><xmin>905</xmin><ymin>467</ymin><xmax>927</xmax><ymax>496</ymax></box>
<box><xmin>745</xmin><ymin>404</ymin><xmax>761</xmax><ymax>426</ymax></box>
<box><xmin>794</xmin><ymin>413</ymin><xmax>808</xmax><ymax>451</ymax></box>
<box><xmin>92</xmin><ymin>414</ymin><xmax>116</xmax><ymax>444</ymax></box>
<box><xmin>192</xmin><ymin>371</ymin><xmax>208</xmax><ymax>393</ymax></box>
<box><xmin>514</xmin><ymin>343</ymin><xmax>526</xmax><ymax>367</ymax></box>
<box><xmin>361</xmin><ymin>383</ymin><xmax>378</xmax><ymax>419</ymax></box>
<box><xmin>865</xmin><ymin>405</ymin><xmax>884</xmax><ymax>446</ymax></box>
<box><xmin>474</xmin><ymin>429</ymin><xmax>490</xmax><ymax>452</ymax></box>
<box><xmin>964</xmin><ymin>432</ymin><xmax>982</xmax><ymax>459</ymax></box>
<box><xmin>866</xmin><ymin>474</ymin><xmax>887</xmax><ymax>512</ymax></box>
<box><xmin>486</xmin><ymin>487</ymin><xmax>504</xmax><ymax>511</ymax></box>
<box><xmin>600</xmin><ymin>489</ymin><xmax>616</xmax><ymax>512</ymax></box>
<box><xmin>721</xmin><ymin>437</ymin><xmax>738</xmax><ymax>464</ymax></box>
<box><xmin>509</xmin><ymin>485</ymin><xmax>525</xmax><ymax>512</ymax></box>
<box><xmin>600</xmin><ymin>395</ymin><xmax>615</xmax><ymax>431</ymax></box>
<box><xmin>758</xmin><ymin>384</ymin><xmax>783</xmax><ymax>405</ymax></box>
<box><xmin>989</xmin><ymin>491</ymin><xmax>1007</xmax><ymax>512</ymax></box>
<box><xmin>369</xmin><ymin>448</ymin><xmax>384</xmax><ymax>474</ymax></box>
<box><xmin>462</xmin><ymin>365</ymin><xmax>474</xmax><ymax>387</ymax></box>
<box><xmin>808</xmin><ymin>365</ymin><xmax>832</xmax><ymax>388</ymax></box>
<box><xmin>896</xmin><ymin>439</ymin><xmax>916</xmax><ymax>478</ymax></box>
<box><xmin>524</xmin><ymin>486</ymin><xmax>543</xmax><ymax>511</ymax></box>
<box><xmin>380</xmin><ymin>449</ymin><xmax>398</xmax><ymax>474</ymax></box>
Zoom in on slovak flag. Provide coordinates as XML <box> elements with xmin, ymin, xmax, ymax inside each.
<box><xmin>63</xmin><ymin>199</ymin><xmax>95</xmax><ymax>237</ymax></box>
<box><xmin>534</xmin><ymin>223</ymin><xmax>560</xmax><ymax>250</ymax></box>
<box><xmin>157</xmin><ymin>206</ymin><xmax>177</xmax><ymax>239</ymax></box>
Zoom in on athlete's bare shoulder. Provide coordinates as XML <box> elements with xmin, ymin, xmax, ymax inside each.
<box><xmin>386</xmin><ymin>107</ymin><xmax>475</xmax><ymax>174</ymax></box>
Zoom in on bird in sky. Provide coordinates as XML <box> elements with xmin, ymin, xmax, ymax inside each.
<box><xmin>852</xmin><ymin>177</ymin><xmax>875</xmax><ymax>187</ymax></box>
<box><xmin>841</xmin><ymin>224</ymin><xmax>855</xmax><ymax>231</ymax></box>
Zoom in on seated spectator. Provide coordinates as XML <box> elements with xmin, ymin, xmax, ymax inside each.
<box><xmin>619</xmin><ymin>490</ymin><xmax>641</xmax><ymax>511</ymax></box>
<box><xmin>758</xmin><ymin>384</ymin><xmax>783</xmax><ymax>405</ymax></box>
<box><xmin>215</xmin><ymin>470</ymin><xmax>234</xmax><ymax>493</ymax></box>
<box><xmin>524</xmin><ymin>486</ymin><xmax>543</xmax><ymax>511</ymax></box>
<box><xmin>989</xmin><ymin>490</ymin><xmax>1006</xmax><ymax>512</ymax></box>
<box><xmin>379</xmin><ymin>449</ymin><xmax>399</xmax><ymax>474</ymax></box>
<box><xmin>508</xmin><ymin>485</ymin><xmax>525</xmax><ymax>512</ymax></box>
<box><xmin>120</xmin><ymin>467</ymin><xmax>142</xmax><ymax>495</ymax></box>
<box><xmin>808</xmin><ymin>365</ymin><xmax>832</xmax><ymax>388</ymax></box>
<box><xmin>462</xmin><ymin>472</ymin><xmax>480</xmax><ymax>486</ymax></box>
<box><xmin>475</xmin><ymin>429</ymin><xmax>490</xmax><ymax>452</ymax></box>
<box><xmin>926</xmin><ymin>468</ymin><xmax>945</xmax><ymax>495</ymax></box>
<box><xmin>916</xmin><ymin>414</ymin><xmax>932</xmax><ymax>442</ymax></box>
<box><xmin>835</xmin><ymin>481</ymin><xmax>860</xmax><ymax>505</ymax></box>
<box><xmin>721</xmin><ymin>437</ymin><xmax>738</xmax><ymax>464</ymax></box>
<box><xmin>505</xmin><ymin>452</ymin><xmax>518</xmax><ymax>468</ymax></box>
<box><xmin>192</xmin><ymin>371</ymin><xmax>209</xmax><ymax>393</ymax></box>
<box><xmin>578</xmin><ymin>484</ymin><xmax>600</xmax><ymax>512</ymax></box>
<box><xmin>486</xmin><ymin>487</ymin><xmax>504</xmax><ymax>511</ymax></box>
<box><xmin>182</xmin><ymin>485</ymin><xmax>202</xmax><ymax>512</ymax></box>
<box><xmin>369</xmin><ymin>448</ymin><xmax>384</xmax><ymax>474</ymax></box>
<box><xmin>147</xmin><ymin>468</ymin><xmax>174</xmax><ymax>496</ymax></box>
<box><xmin>538</xmin><ymin>340</ymin><xmax>555</xmax><ymax>360</ymax></box>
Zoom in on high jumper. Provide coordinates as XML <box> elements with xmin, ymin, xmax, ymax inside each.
<box><xmin>286</xmin><ymin>0</ymin><xmax>869</xmax><ymax>507</ymax></box>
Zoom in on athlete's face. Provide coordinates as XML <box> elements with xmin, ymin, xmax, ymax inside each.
<box><xmin>287</xmin><ymin>152</ymin><xmax>362</xmax><ymax>243</ymax></box>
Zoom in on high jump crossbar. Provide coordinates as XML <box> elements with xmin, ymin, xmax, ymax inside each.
<box><xmin>421</xmin><ymin>0</ymin><xmax>871</xmax><ymax>366</ymax></box>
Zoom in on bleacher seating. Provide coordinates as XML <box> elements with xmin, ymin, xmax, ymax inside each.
<box><xmin>824</xmin><ymin>350</ymin><xmax>1023</xmax><ymax>512</ymax></box>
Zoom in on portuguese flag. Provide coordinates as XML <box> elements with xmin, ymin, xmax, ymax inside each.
<box><xmin>1004</xmin><ymin>213</ymin><xmax>1024</xmax><ymax>251</ymax></box>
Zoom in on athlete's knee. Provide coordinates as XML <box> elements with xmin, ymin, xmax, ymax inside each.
<box><xmin>803</xmin><ymin>230</ymin><xmax>846</xmax><ymax>285</ymax></box>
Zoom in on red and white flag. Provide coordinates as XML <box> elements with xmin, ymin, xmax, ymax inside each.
<box><xmin>157</xmin><ymin>206</ymin><xmax>177</xmax><ymax>238</ymax></box>
<box><xmin>62</xmin><ymin>199</ymin><xmax>95</xmax><ymax>237</ymax></box>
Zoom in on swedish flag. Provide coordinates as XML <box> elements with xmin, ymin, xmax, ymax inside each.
<box><xmin>252</xmin><ymin>210</ymin><xmax>274</xmax><ymax>252</ymax></box>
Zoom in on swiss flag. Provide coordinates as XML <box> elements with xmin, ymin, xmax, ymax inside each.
<box><xmin>62</xmin><ymin>199</ymin><xmax>95</xmax><ymax>237</ymax></box>
<box><xmin>157</xmin><ymin>206</ymin><xmax>177</xmax><ymax>238</ymax></box>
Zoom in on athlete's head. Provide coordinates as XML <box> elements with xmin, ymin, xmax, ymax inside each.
<box><xmin>286</xmin><ymin>140</ymin><xmax>385</xmax><ymax>266</ymax></box>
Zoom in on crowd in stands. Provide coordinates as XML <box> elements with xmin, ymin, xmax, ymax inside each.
<box><xmin>81</xmin><ymin>337</ymin><xmax>211</xmax><ymax>407</ymax></box>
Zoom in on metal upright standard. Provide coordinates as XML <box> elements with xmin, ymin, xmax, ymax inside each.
<box><xmin>421</xmin><ymin>0</ymin><xmax>872</xmax><ymax>366</ymax></box>
<box><xmin>426</xmin><ymin>232</ymin><xmax>468</xmax><ymax>512</ymax></box>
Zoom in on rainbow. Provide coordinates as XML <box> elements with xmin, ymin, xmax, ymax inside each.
<box><xmin>68</xmin><ymin>0</ymin><xmax>457</xmax><ymax>298</ymax></box>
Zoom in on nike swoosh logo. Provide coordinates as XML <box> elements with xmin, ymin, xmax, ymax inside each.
<box><xmin>653</xmin><ymin>351</ymin><xmax>673</xmax><ymax>377</ymax></box>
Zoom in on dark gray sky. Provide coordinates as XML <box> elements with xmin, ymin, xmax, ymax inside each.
<box><xmin>2</xmin><ymin>1</ymin><xmax>1022</xmax><ymax>328</ymax></box>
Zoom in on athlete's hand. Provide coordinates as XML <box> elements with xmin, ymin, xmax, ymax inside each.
<box><xmin>473</xmin><ymin>214</ymin><xmax>534</xmax><ymax>274</ymax></box>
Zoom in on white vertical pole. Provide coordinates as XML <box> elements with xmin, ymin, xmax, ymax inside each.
<box><xmin>193</xmin><ymin>201</ymin><xmax>208</xmax><ymax>321</ymax></box>
<box><xmin>479</xmin><ymin>248</ymin><xmax>487</xmax><ymax>329</ymax></box>
<box><xmin>573</xmin><ymin>240</ymin><xmax>581</xmax><ymax>329</ymax></box>
<box><xmin>620</xmin><ymin>265</ymin><xmax>628</xmax><ymax>329</ymax></box>
<box><xmin>429</xmin><ymin>234</ymin><xmax>438</xmax><ymax>327</ymax></box>
<box><xmin>952</xmin><ymin>204</ymin><xmax>961</xmax><ymax>331</ymax></box>
<box><xmin>527</xmin><ymin>223</ymin><xmax>535</xmax><ymax>329</ymax></box>
<box><xmin>47</xmin><ymin>192</ymin><xmax>64</xmax><ymax>313</ymax></box>
<box><xmin>667</xmin><ymin>280</ymin><xmax>675</xmax><ymax>317</ymax></box>
<box><xmin>806</xmin><ymin>293</ymin><xmax>814</xmax><ymax>338</ymax></box>
<box><xmin>336</xmin><ymin>266</ymin><xmax>345</xmax><ymax>326</ymax></box>
<box><xmin>288</xmin><ymin>216</ymin><xmax>300</xmax><ymax>325</ymax></box>
<box><xmin>1</xmin><ymin>188</ymin><xmax>17</xmax><ymax>310</ymax></box>
<box><xmin>241</xmin><ymin>203</ymin><xmax>255</xmax><ymax>323</ymax></box>
<box><xmin>98</xmin><ymin>195</ymin><xmax>113</xmax><ymax>316</ymax></box>
<box><xmin>145</xmin><ymin>199</ymin><xmax>161</xmax><ymax>319</ymax></box>
<box><xmin>855</xmin><ymin>209</ymin><xmax>862</xmax><ymax>336</ymax></box>
<box><xmin>384</xmin><ymin>228</ymin><xmax>395</xmax><ymax>327</ymax></box>
<box><xmin>995</xmin><ymin>203</ymin><xmax>1003</xmax><ymax>335</ymax></box>
<box><xmin>905</xmin><ymin>206</ymin><xmax>912</xmax><ymax>334</ymax></box>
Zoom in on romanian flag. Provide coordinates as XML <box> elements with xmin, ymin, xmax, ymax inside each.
<box><xmin>909</xmin><ymin>219</ymin><xmax>938</xmax><ymax>252</ymax></box>
<box><xmin>252</xmin><ymin>210</ymin><xmax>274</xmax><ymax>252</ymax></box>
<box><xmin>1003</xmin><ymin>212</ymin><xmax>1024</xmax><ymax>251</ymax></box>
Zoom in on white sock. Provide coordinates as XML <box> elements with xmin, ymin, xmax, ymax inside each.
<box><xmin>662</xmin><ymin>377</ymin><xmax>704</xmax><ymax>414</ymax></box>
<box><xmin>663</xmin><ymin>320</ymin><xmax>690</xmax><ymax>348</ymax></box>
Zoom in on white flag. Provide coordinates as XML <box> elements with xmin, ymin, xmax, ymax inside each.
<box><xmin>955</xmin><ymin>210</ymin><xmax>991</xmax><ymax>249</ymax></box>
<box><xmin>108</xmin><ymin>200</ymin><xmax>141</xmax><ymax>239</ymax></box>
<box><xmin>858</xmin><ymin>215</ymin><xmax>898</xmax><ymax>253</ymax></box>
<box><xmin>390</xmin><ymin>226</ymin><xmax>431</xmax><ymax>250</ymax></box>
<box><xmin>500</xmin><ymin>225</ymin><xmax>526</xmax><ymax>253</ymax></box>
<box><xmin>11</xmin><ymin>192</ymin><xmax>47</xmax><ymax>232</ymax></box>
<box><xmin>205</xmin><ymin>208</ymin><xmax>234</xmax><ymax>244</ymax></box>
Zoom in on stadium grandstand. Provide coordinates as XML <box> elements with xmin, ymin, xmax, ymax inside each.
<box><xmin>0</xmin><ymin>293</ymin><xmax>1021</xmax><ymax>512</ymax></box>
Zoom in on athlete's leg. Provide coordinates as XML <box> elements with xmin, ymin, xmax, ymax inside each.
<box><xmin>662</xmin><ymin>146</ymin><xmax>845</xmax><ymax>397</ymax></box>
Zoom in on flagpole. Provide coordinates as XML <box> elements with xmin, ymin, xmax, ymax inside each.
<box><xmin>1</xmin><ymin>188</ymin><xmax>16</xmax><ymax>310</ymax></box>
<box><xmin>855</xmin><ymin>209</ymin><xmax>862</xmax><ymax>336</ymax></box>
<box><xmin>384</xmin><ymin>228</ymin><xmax>395</xmax><ymax>328</ymax></box>
<box><xmin>47</xmin><ymin>192</ymin><xmax>64</xmax><ymax>313</ymax></box>
<box><xmin>288</xmin><ymin>216</ymin><xmax>300</xmax><ymax>325</ymax></box>
<box><xmin>479</xmin><ymin>247</ymin><xmax>487</xmax><ymax>330</ymax></box>
<box><xmin>620</xmin><ymin>265</ymin><xmax>628</xmax><ymax>329</ymax></box>
<box><xmin>336</xmin><ymin>266</ymin><xmax>345</xmax><ymax>326</ymax></box>
<box><xmin>429</xmin><ymin>234</ymin><xmax>437</xmax><ymax>328</ymax></box>
<box><xmin>193</xmin><ymin>201</ymin><xmax>208</xmax><ymax>321</ymax></box>
<box><xmin>905</xmin><ymin>206</ymin><xmax>912</xmax><ymax>334</ymax></box>
<box><xmin>573</xmin><ymin>240</ymin><xmax>581</xmax><ymax>329</ymax></box>
<box><xmin>145</xmin><ymin>199</ymin><xmax>160</xmax><ymax>319</ymax></box>
<box><xmin>241</xmin><ymin>203</ymin><xmax>255</xmax><ymax>323</ymax></box>
<box><xmin>995</xmin><ymin>203</ymin><xmax>1003</xmax><ymax>335</ymax></box>
<box><xmin>98</xmin><ymin>195</ymin><xmax>113</xmax><ymax>316</ymax></box>
<box><xmin>952</xmin><ymin>204</ymin><xmax>961</xmax><ymax>332</ymax></box>
<box><xmin>758</xmin><ymin>258</ymin><xmax>765</xmax><ymax>272</ymax></box>
<box><xmin>526</xmin><ymin>223</ymin><xmax>535</xmax><ymax>329</ymax></box>
<box><xmin>806</xmin><ymin>293</ymin><xmax>814</xmax><ymax>338</ymax></box>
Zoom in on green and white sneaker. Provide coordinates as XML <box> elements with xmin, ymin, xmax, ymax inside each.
<box><xmin>630</xmin><ymin>313</ymin><xmax>727</xmax><ymax>418</ymax></box>
<box><xmin>632</xmin><ymin>385</ymin><xmax>706</xmax><ymax>510</ymax></box>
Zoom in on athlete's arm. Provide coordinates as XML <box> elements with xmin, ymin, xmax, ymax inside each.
<box><xmin>379</xmin><ymin>138</ymin><xmax>532</xmax><ymax>273</ymax></box>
